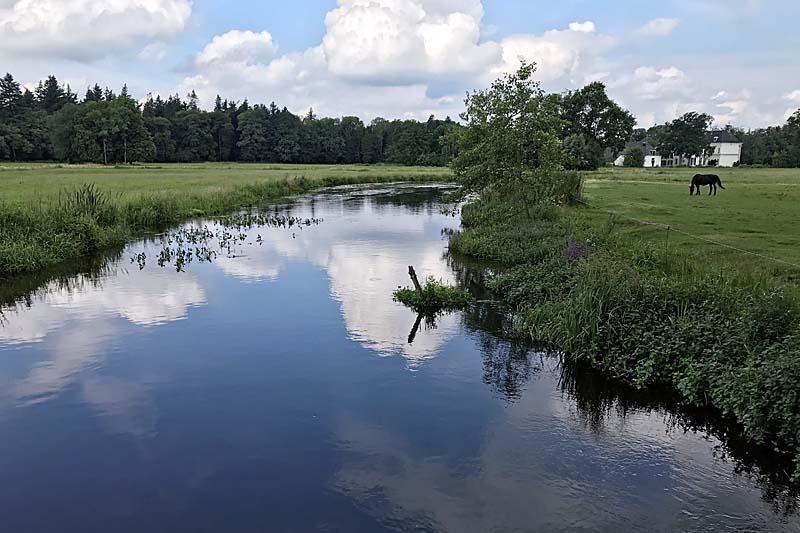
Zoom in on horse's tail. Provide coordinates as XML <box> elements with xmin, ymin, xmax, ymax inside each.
<box><xmin>717</xmin><ymin>178</ymin><xmax>725</xmax><ymax>189</ymax></box>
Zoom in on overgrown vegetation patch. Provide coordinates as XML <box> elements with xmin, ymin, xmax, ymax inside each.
<box><xmin>393</xmin><ymin>277</ymin><xmax>471</xmax><ymax>314</ymax></box>
<box><xmin>450</xmin><ymin>190</ymin><xmax>800</xmax><ymax>478</ymax></box>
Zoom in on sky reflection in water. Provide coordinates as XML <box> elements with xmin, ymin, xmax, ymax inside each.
<box><xmin>0</xmin><ymin>185</ymin><xmax>797</xmax><ymax>532</ymax></box>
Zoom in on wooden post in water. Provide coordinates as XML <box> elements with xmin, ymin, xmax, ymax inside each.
<box><xmin>408</xmin><ymin>266</ymin><xmax>423</xmax><ymax>297</ymax></box>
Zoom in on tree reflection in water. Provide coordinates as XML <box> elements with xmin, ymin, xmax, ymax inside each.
<box><xmin>442</xmin><ymin>248</ymin><xmax>800</xmax><ymax>516</ymax></box>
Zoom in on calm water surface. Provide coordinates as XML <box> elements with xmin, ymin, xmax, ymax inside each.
<box><xmin>1</xmin><ymin>185</ymin><xmax>798</xmax><ymax>532</ymax></box>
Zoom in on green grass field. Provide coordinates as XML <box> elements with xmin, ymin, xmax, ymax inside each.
<box><xmin>0</xmin><ymin>162</ymin><xmax>453</xmax><ymax>205</ymax></box>
<box><xmin>0</xmin><ymin>162</ymin><xmax>452</xmax><ymax>277</ymax></box>
<box><xmin>1</xmin><ymin>162</ymin><xmax>797</xmax><ymax>279</ymax></box>
<box><xmin>581</xmin><ymin>167</ymin><xmax>800</xmax><ymax>278</ymax></box>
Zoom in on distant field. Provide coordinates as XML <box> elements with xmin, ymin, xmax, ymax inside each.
<box><xmin>582</xmin><ymin>167</ymin><xmax>800</xmax><ymax>277</ymax></box>
<box><xmin>0</xmin><ymin>162</ymin><xmax>453</xmax><ymax>205</ymax></box>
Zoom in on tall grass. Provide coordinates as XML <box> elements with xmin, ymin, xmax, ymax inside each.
<box><xmin>0</xmin><ymin>173</ymin><xmax>448</xmax><ymax>277</ymax></box>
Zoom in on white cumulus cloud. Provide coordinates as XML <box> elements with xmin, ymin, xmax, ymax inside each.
<box><xmin>166</xmin><ymin>0</ymin><xmax>798</xmax><ymax>128</ymax></box>
<box><xmin>0</xmin><ymin>0</ymin><xmax>192</xmax><ymax>60</ymax></box>
<box><xmin>784</xmin><ymin>89</ymin><xmax>800</xmax><ymax>103</ymax></box>
<box><xmin>322</xmin><ymin>0</ymin><xmax>500</xmax><ymax>83</ymax></box>
<box><xmin>196</xmin><ymin>30</ymin><xmax>276</xmax><ymax>66</ymax></box>
<box><xmin>494</xmin><ymin>26</ymin><xmax>612</xmax><ymax>83</ymax></box>
<box><xmin>568</xmin><ymin>21</ymin><xmax>596</xmax><ymax>33</ymax></box>
<box><xmin>636</xmin><ymin>18</ymin><xmax>680</xmax><ymax>37</ymax></box>
<box><xmin>178</xmin><ymin>0</ymin><xmax>610</xmax><ymax>120</ymax></box>
<box><xmin>783</xmin><ymin>89</ymin><xmax>800</xmax><ymax>119</ymax></box>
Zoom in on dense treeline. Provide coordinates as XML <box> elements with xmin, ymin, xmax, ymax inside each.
<box><xmin>4</xmin><ymin>71</ymin><xmax>800</xmax><ymax>168</ymax></box>
<box><xmin>1</xmin><ymin>71</ymin><xmax>638</xmax><ymax>170</ymax></box>
<box><xmin>629</xmin><ymin>110</ymin><xmax>800</xmax><ymax>168</ymax></box>
<box><xmin>0</xmin><ymin>72</ymin><xmax>459</xmax><ymax>166</ymax></box>
<box><xmin>737</xmin><ymin>113</ymin><xmax>800</xmax><ymax>167</ymax></box>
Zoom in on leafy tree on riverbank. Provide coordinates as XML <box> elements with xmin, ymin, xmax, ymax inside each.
<box><xmin>449</xmin><ymin>62</ymin><xmax>567</xmax><ymax>215</ymax></box>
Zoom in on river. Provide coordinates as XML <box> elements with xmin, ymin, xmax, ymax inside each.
<box><xmin>0</xmin><ymin>184</ymin><xmax>797</xmax><ymax>532</ymax></box>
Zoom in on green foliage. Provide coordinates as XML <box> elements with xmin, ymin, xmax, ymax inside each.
<box><xmin>58</xmin><ymin>183</ymin><xmax>111</xmax><ymax>218</ymax></box>
<box><xmin>623</xmin><ymin>147</ymin><xmax>645</xmax><ymax>167</ymax></box>
<box><xmin>449</xmin><ymin>62</ymin><xmax>565</xmax><ymax>208</ymax></box>
<box><xmin>1</xmin><ymin>70</ymin><xmax>462</xmax><ymax>166</ymax></box>
<box><xmin>739</xmin><ymin>110</ymin><xmax>800</xmax><ymax>168</ymax></box>
<box><xmin>51</xmin><ymin>96</ymin><xmax>155</xmax><ymax>164</ymax></box>
<box><xmin>736</xmin><ymin>109</ymin><xmax>800</xmax><ymax>168</ymax></box>
<box><xmin>559</xmin><ymin>82</ymin><xmax>635</xmax><ymax>170</ymax></box>
<box><xmin>657</xmin><ymin>112</ymin><xmax>714</xmax><ymax>158</ymax></box>
<box><xmin>450</xmin><ymin>178</ymin><xmax>800</xmax><ymax>476</ymax></box>
<box><xmin>563</xmin><ymin>133</ymin><xmax>605</xmax><ymax>171</ymax></box>
<box><xmin>393</xmin><ymin>277</ymin><xmax>471</xmax><ymax>313</ymax></box>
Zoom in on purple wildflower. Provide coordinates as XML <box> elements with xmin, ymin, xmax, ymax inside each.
<box><xmin>564</xmin><ymin>240</ymin><xmax>590</xmax><ymax>262</ymax></box>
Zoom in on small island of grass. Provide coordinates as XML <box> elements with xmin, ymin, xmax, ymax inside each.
<box><xmin>393</xmin><ymin>276</ymin><xmax>471</xmax><ymax>314</ymax></box>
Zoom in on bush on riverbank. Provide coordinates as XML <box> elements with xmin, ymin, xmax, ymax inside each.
<box><xmin>0</xmin><ymin>174</ymin><xmax>448</xmax><ymax>277</ymax></box>
<box><xmin>450</xmin><ymin>190</ymin><xmax>800</xmax><ymax>477</ymax></box>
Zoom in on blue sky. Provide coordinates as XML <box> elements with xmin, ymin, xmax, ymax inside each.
<box><xmin>0</xmin><ymin>0</ymin><xmax>798</xmax><ymax>127</ymax></box>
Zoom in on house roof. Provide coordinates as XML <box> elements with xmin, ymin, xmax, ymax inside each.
<box><xmin>625</xmin><ymin>141</ymin><xmax>658</xmax><ymax>154</ymax></box>
<box><xmin>706</xmin><ymin>129</ymin><xmax>741</xmax><ymax>144</ymax></box>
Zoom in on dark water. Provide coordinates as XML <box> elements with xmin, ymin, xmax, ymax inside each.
<box><xmin>1</xmin><ymin>185</ymin><xmax>798</xmax><ymax>532</ymax></box>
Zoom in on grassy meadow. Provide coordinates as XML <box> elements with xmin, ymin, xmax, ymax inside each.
<box><xmin>581</xmin><ymin>167</ymin><xmax>800</xmax><ymax>279</ymax></box>
<box><xmin>0</xmin><ymin>162</ymin><xmax>452</xmax><ymax>205</ymax></box>
<box><xmin>0</xmin><ymin>162</ymin><xmax>452</xmax><ymax>276</ymax></box>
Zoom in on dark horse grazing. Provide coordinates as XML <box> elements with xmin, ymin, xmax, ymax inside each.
<box><xmin>690</xmin><ymin>174</ymin><xmax>726</xmax><ymax>196</ymax></box>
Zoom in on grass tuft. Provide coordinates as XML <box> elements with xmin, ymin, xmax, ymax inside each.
<box><xmin>393</xmin><ymin>277</ymin><xmax>471</xmax><ymax>314</ymax></box>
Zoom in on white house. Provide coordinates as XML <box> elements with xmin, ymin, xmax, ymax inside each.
<box><xmin>704</xmin><ymin>129</ymin><xmax>742</xmax><ymax>167</ymax></box>
<box><xmin>662</xmin><ymin>129</ymin><xmax>743</xmax><ymax>167</ymax></box>
<box><xmin>614</xmin><ymin>141</ymin><xmax>662</xmax><ymax>167</ymax></box>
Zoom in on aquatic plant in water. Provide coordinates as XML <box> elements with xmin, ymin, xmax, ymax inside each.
<box><xmin>393</xmin><ymin>276</ymin><xmax>471</xmax><ymax>314</ymax></box>
<box><xmin>129</xmin><ymin>212</ymin><xmax>324</xmax><ymax>272</ymax></box>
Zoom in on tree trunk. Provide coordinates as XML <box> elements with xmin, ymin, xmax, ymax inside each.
<box><xmin>124</xmin><ymin>137</ymin><xmax>128</xmax><ymax>165</ymax></box>
<box><xmin>102</xmin><ymin>139</ymin><xmax>108</xmax><ymax>165</ymax></box>
<box><xmin>408</xmin><ymin>266</ymin><xmax>423</xmax><ymax>297</ymax></box>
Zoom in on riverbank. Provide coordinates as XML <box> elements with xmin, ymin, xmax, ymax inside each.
<box><xmin>449</xmin><ymin>183</ymin><xmax>800</xmax><ymax>478</ymax></box>
<box><xmin>0</xmin><ymin>163</ymin><xmax>452</xmax><ymax>276</ymax></box>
